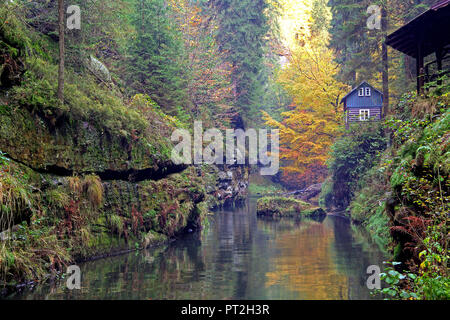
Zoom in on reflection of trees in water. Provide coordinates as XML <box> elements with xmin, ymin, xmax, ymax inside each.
<box><xmin>327</xmin><ymin>216</ymin><xmax>387</xmax><ymax>300</ymax></box>
<box><xmin>13</xmin><ymin>200</ymin><xmax>386</xmax><ymax>300</ymax></box>
<box><xmin>263</xmin><ymin>219</ymin><xmax>350</xmax><ymax>300</ymax></box>
<box><xmin>211</xmin><ymin>200</ymin><xmax>255</xmax><ymax>299</ymax></box>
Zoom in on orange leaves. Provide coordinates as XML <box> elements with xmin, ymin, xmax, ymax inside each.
<box><xmin>263</xmin><ymin>107</ymin><xmax>335</xmax><ymax>170</ymax></box>
<box><xmin>262</xmin><ymin>63</ymin><xmax>344</xmax><ymax>186</ymax></box>
<box><xmin>167</xmin><ymin>0</ymin><xmax>234</xmax><ymax>127</ymax></box>
<box><xmin>261</xmin><ymin>5</ymin><xmax>349</xmax><ymax>187</ymax></box>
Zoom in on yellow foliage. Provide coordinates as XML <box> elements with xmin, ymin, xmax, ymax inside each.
<box><xmin>263</xmin><ymin>0</ymin><xmax>349</xmax><ymax>181</ymax></box>
<box><xmin>263</xmin><ymin>44</ymin><xmax>348</xmax><ymax>175</ymax></box>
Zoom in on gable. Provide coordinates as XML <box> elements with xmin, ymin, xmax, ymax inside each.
<box><xmin>341</xmin><ymin>81</ymin><xmax>383</xmax><ymax>108</ymax></box>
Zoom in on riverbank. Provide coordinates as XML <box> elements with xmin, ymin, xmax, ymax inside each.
<box><xmin>7</xmin><ymin>197</ymin><xmax>387</xmax><ymax>300</ymax></box>
<box><xmin>319</xmin><ymin>93</ymin><xmax>449</xmax><ymax>299</ymax></box>
<box><xmin>0</xmin><ymin>11</ymin><xmax>249</xmax><ymax>293</ymax></box>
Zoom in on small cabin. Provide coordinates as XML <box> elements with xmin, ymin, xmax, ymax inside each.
<box><xmin>341</xmin><ymin>81</ymin><xmax>383</xmax><ymax>128</ymax></box>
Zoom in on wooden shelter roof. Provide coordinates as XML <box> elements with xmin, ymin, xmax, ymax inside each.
<box><xmin>385</xmin><ymin>0</ymin><xmax>450</xmax><ymax>59</ymax></box>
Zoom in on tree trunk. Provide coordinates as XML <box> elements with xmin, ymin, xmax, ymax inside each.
<box><xmin>381</xmin><ymin>4</ymin><xmax>389</xmax><ymax>118</ymax></box>
<box><xmin>57</xmin><ymin>0</ymin><xmax>65</xmax><ymax>103</ymax></box>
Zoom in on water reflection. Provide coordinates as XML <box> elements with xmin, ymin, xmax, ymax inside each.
<box><xmin>11</xmin><ymin>198</ymin><xmax>386</xmax><ymax>300</ymax></box>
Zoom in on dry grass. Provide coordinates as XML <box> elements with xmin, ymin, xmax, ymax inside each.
<box><xmin>412</xmin><ymin>98</ymin><xmax>438</xmax><ymax>118</ymax></box>
<box><xmin>68</xmin><ymin>176</ymin><xmax>83</xmax><ymax>195</ymax></box>
<box><xmin>0</xmin><ymin>166</ymin><xmax>33</xmax><ymax>233</ymax></box>
<box><xmin>82</xmin><ymin>175</ymin><xmax>103</xmax><ymax>209</ymax></box>
<box><xmin>0</xmin><ymin>227</ymin><xmax>71</xmax><ymax>284</ymax></box>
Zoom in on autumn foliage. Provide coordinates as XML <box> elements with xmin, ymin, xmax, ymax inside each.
<box><xmin>262</xmin><ymin>0</ymin><xmax>348</xmax><ymax>188</ymax></box>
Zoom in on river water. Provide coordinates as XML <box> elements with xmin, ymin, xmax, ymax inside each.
<box><xmin>13</xmin><ymin>197</ymin><xmax>386</xmax><ymax>300</ymax></box>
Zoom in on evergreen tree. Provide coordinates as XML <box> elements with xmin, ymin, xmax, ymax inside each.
<box><xmin>328</xmin><ymin>0</ymin><xmax>377</xmax><ymax>85</ymax></box>
<box><xmin>126</xmin><ymin>0</ymin><xmax>188</xmax><ymax>114</ymax></box>
<box><xmin>328</xmin><ymin>0</ymin><xmax>437</xmax><ymax>99</ymax></box>
<box><xmin>210</xmin><ymin>0</ymin><xmax>270</xmax><ymax>126</ymax></box>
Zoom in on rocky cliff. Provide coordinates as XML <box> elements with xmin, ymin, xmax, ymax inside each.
<box><xmin>0</xmin><ymin>12</ymin><xmax>248</xmax><ymax>289</ymax></box>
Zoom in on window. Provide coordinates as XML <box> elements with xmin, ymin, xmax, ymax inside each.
<box><xmin>358</xmin><ymin>87</ymin><xmax>372</xmax><ymax>97</ymax></box>
<box><xmin>358</xmin><ymin>88</ymin><xmax>364</xmax><ymax>96</ymax></box>
<box><xmin>359</xmin><ymin>109</ymin><xmax>370</xmax><ymax>121</ymax></box>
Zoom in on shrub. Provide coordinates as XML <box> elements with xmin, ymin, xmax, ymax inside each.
<box><xmin>321</xmin><ymin>122</ymin><xmax>387</xmax><ymax>210</ymax></box>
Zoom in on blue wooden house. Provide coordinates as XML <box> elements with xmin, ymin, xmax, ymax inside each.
<box><xmin>341</xmin><ymin>81</ymin><xmax>383</xmax><ymax>128</ymax></box>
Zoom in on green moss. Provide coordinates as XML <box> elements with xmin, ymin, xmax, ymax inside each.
<box><xmin>1</xmin><ymin>21</ymin><xmax>176</xmax><ymax>174</ymax></box>
<box><xmin>248</xmin><ymin>174</ymin><xmax>285</xmax><ymax>196</ymax></box>
<box><xmin>0</xmin><ymin>158</ymin><xmax>35</xmax><ymax>229</ymax></box>
<box><xmin>256</xmin><ymin>196</ymin><xmax>320</xmax><ymax>217</ymax></box>
<box><xmin>319</xmin><ymin>176</ymin><xmax>333</xmax><ymax>209</ymax></box>
<box><xmin>0</xmin><ymin>4</ymin><xmax>220</xmax><ymax>288</ymax></box>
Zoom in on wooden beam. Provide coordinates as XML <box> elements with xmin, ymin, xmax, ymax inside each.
<box><xmin>417</xmin><ymin>41</ymin><xmax>425</xmax><ymax>95</ymax></box>
<box><xmin>436</xmin><ymin>47</ymin><xmax>443</xmax><ymax>86</ymax></box>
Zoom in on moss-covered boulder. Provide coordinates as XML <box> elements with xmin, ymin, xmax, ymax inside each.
<box><xmin>256</xmin><ymin>196</ymin><xmax>326</xmax><ymax>218</ymax></box>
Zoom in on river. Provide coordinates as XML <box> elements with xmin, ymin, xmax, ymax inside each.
<box><xmin>11</xmin><ymin>197</ymin><xmax>387</xmax><ymax>300</ymax></box>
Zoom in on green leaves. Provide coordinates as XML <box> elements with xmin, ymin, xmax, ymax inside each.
<box><xmin>0</xmin><ymin>151</ymin><xmax>10</xmax><ymax>166</ymax></box>
<box><xmin>213</xmin><ymin>0</ymin><xmax>270</xmax><ymax>120</ymax></box>
<box><xmin>407</xmin><ymin>273</ymin><xmax>417</xmax><ymax>280</ymax></box>
<box><xmin>126</xmin><ymin>0</ymin><xmax>188</xmax><ymax>115</ymax></box>
<box><xmin>325</xmin><ymin>122</ymin><xmax>387</xmax><ymax>209</ymax></box>
<box><xmin>375</xmin><ymin>263</ymin><xmax>412</xmax><ymax>300</ymax></box>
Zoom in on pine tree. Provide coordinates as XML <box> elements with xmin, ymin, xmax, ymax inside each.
<box><xmin>126</xmin><ymin>0</ymin><xmax>188</xmax><ymax>114</ymax></box>
<box><xmin>210</xmin><ymin>0</ymin><xmax>270</xmax><ymax>126</ymax></box>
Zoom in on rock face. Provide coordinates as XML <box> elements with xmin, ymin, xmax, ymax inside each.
<box><xmin>102</xmin><ymin>166</ymin><xmax>207</xmax><ymax>239</ymax></box>
<box><xmin>0</xmin><ymin>104</ymin><xmax>175</xmax><ymax>174</ymax></box>
<box><xmin>199</xmin><ymin>163</ymin><xmax>249</xmax><ymax>209</ymax></box>
<box><xmin>284</xmin><ymin>183</ymin><xmax>322</xmax><ymax>203</ymax></box>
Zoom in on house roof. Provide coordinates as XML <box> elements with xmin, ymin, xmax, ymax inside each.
<box><xmin>340</xmin><ymin>81</ymin><xmax>383</xmax><ymax>104</ymax></box>
<box><xmin>385</xmin><ymin>0</ymin><xmax>450</xmax><ymax>58</ymax></box>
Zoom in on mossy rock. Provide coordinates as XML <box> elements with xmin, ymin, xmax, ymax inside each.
<box><xmin>301</xmin><ymin>207</ymin><xmax>327</xmax><ymax>217</ymax></box>
<box><xmin>256</xmin><ymin>196</ymin><xmax>325</xmax><ymax>218</ymax></box>
<box><xmin>142</xmin><ymin>230</ymin><xmax>168</xmax><ymax>248</ymax></box>
<box><xmin>0</xmin><ymin>20</ymin><xmax>176</xmax><ymax>175</ymax></box>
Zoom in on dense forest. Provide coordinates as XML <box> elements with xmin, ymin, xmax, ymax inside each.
<box><xmin>0</xmin><ymin>0</ymin><xmax>448</xmax><ymax>300</ymax></box>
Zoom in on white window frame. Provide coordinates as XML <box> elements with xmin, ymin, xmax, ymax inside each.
<box><xmin>359</xmin><ymin>109</ymin><xmax>370</xmax><ymax>121</ymax></box>
<box><xmin>365</xmin><ymin>87</ymin><xmax>371</xmax><ymax>96</ymax></box>
<box><xmin>358</xmin><ymin>88</ymin><xmax>364</xmax><ymax>96</ymax></box>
